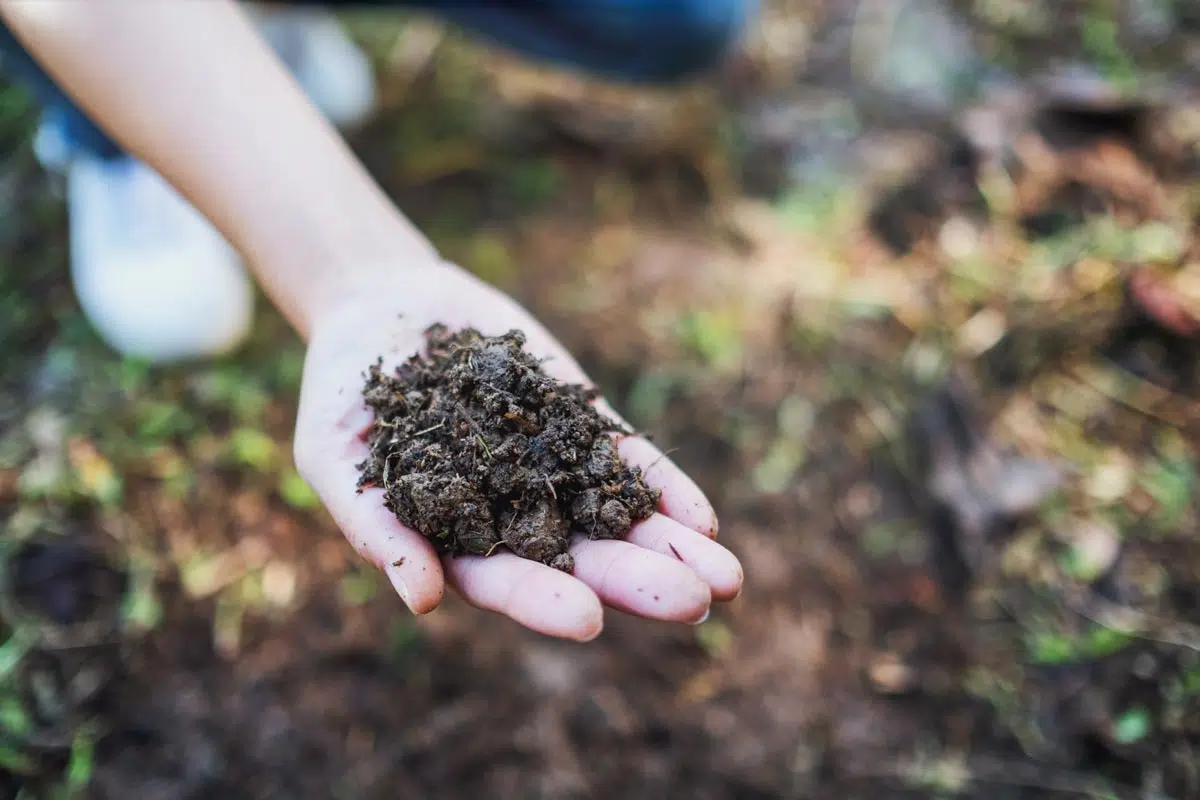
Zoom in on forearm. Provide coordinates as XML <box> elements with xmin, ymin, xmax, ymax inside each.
<box><xmin>0</xmin><ymin>0</ymin><xmax>438</xmax><ymax>337</ymax></box>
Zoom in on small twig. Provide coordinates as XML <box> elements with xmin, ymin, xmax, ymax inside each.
<box><xmin>455</xmin><ymin>403</ymin><xmax>486</xmax><ymax>437</ymax></box>
<box><xmin>455</xmin><ymin>403</ymin><xmax>492</xmax><ymax>458</ymax></box>
<box><xmin>412</xmin><ymin>422</ymin><xmax>445</xmax><ymax>438</ymax></box>
<box><xmin>502</xmin><ymin>512</ymin><xmax>518</xmax><ymax>539</ymax></box>
<box><xmin>475</xmin><ymin>434</ymin><xmax>493</xmax><ymax>459</ymax></box>
<box><xmin>645</xmin><ymin>446</ymin><xmax>682</xmax><ymax>472</ymax></box>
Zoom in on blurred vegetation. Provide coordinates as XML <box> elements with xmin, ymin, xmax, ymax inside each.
<box><xmin>0</xmin><ymin>0</ymin><xmax>1199</xmax><ymax>797</ymax></box>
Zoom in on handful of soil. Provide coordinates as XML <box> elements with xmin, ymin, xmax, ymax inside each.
<box><xmin>356</xmin><ymin>325</ymin><xmax>661</xmax><ymax>572</ymax></box>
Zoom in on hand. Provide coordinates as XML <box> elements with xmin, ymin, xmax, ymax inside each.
<box><xmin>293</xmin><ymin>262</ymin><xmax>743</xmax><ymax>641</ymax></box>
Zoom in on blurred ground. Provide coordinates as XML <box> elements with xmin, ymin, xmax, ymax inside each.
<box><xmin>2</xmin><ymin>1</ymin><xmax>1200</xmax><ymax>798</ymax></box>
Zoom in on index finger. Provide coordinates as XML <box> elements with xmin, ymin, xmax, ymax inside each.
<box><xmin>293</xmin><ymin>334</ymin><xmax>447</xmax><ymax>614</ymax></box>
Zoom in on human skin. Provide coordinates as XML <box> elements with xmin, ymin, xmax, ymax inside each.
<box><xmin>0</xmin><ymin>0</ymin><xmax>743</xmax><ymax>641</ymax></box>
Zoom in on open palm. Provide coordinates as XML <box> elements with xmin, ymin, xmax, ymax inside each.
<box><xmin>293</xmin><ymin>262</ymin><xmax>743</xmax><ymax>641</ymax></box>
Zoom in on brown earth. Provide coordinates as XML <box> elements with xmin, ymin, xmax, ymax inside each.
<box><xmin>2</xmin><ymin>3</ymin><xmax>1200</xmax><ymax>799</ymax></box>
<box><xmin>357</xmin><ymin>324</ymin><xmax>658</xmax><ymax>571</ymax></box>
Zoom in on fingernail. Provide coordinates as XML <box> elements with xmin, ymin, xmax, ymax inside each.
<box><xmin>578</xmin><ymin>621</ymin><xmax>604</xmax><ymax>643</ymax></box>
<box><xmin>384</xmin><ymin>564</ymin><xmax>411</xmax><ymax>609</ymax></box>
<box><xmin>690</xmin><ymin>608</ymin><xmax>711</xmax><ymax>626</ymax></box>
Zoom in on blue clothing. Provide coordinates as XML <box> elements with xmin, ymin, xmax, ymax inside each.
<box><xmin>0</xmin><ymin>0</ymin><xmax>752</xmax><ymax>161</ymax></box>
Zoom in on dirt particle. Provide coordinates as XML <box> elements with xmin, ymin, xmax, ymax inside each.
<box><xmin>357</xmin><ymin>325</ymin><xmax>660</xmax><ymax>571</ymax></box>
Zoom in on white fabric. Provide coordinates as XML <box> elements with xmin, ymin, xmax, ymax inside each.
<box><xmin>57</xmin><ymin>8</ymin><xmax>376</xmax><ymax>362</ymax></box>
<box><xmin>67</xmin><ymin>157</ymin><xmax>255</xmax><ymax>363</ymax></box>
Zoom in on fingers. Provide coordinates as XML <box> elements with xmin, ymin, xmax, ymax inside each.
<box><xmin>617</xmin><ymin>435</ymin><xmax>719</xmax><ymax>538</ymax></box>
<box><xmin>445</xmin><ymin>516</ymin><xmax>740</xmax><ymax>638</ymax></box>
<box><xmin>624</xmin><ymin>514</ymin><xmax>743</xmax><ymax>601</ymax></box>
<box><xmin>296</xmin><ymin>323</ymin><xmax>449</xmax><ymax>614</ymax></box>
<box><xmin>295</xmin><ymin>304</ymin><xmax>728</xmax><ymax>632</ymax></box>
<box><xmin>590</xmin><ymin>397</ymin><xmax>718</xmax><ymax>538</ymax></box>
<box><xmin>568</xmin><ymin>537</ymin><xmax>711</xmax><ymax>623</ymax></box>
<box><xmin>294</xmin><ymin>381</ymin><xmax>445</xmax><ymax>613</ymax></box>
<box><xmin>306</xmin><ymin>457</ymin><xmax>447</xmax><ymax>614</ymax></box>
<box><xmin>444</xmin><ymin>553</ymin><xmax>604</xmax><ymax>642</ymax></box>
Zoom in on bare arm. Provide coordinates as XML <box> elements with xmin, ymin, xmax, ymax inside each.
<box><xmin>0</xmin><ymin>0</ymin><xmax>437</xmax><ymax>338</ymax></box>
<box><xmin>0</xmin><ymin>0</ymin><xmax>741</xmax><ymax>635</ymax></box>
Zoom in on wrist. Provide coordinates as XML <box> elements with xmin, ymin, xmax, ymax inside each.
<box><xmin>250</xmin><ymin>212</ymin><xmax>444</xmax><ymax>340</ymax></box>
<box><xmin>297</xmin><ymin>253</ymin><xmax>473</xmax><ymax>337</ymax></box>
